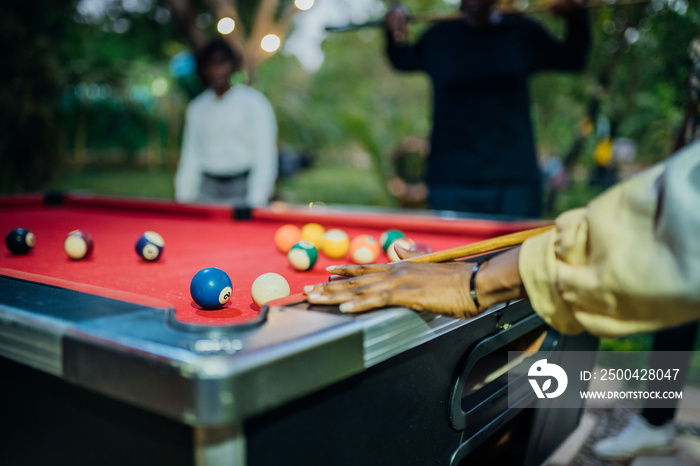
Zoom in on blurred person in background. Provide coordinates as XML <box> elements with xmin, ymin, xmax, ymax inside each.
<box><xmin>384</xmin><ymin>0</ymin><xmax>590</xmax><ymax>217</ymax></box>
<box><xmin>175</xmin><ymin>39</ymin><xmax>278</xmax><ymax>206</ymax></box>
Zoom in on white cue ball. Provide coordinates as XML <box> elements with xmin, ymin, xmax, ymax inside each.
<box><xmin>251</xmin><ymin>272</ymin><xmax>291</xmax><ymax>307</ymax></box>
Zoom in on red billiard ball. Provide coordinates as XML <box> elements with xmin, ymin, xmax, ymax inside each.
<box><xmin>64</xmin><ymin>230</ymin><xmax>94</xmax><ymax>260</ymax></box>
<box><xmin>5</xmin><ymin>227</ymin><xmax>35</xmax><ymax>255</ymax></box>
<box><xmin>387</xmin><ymin>237</ymin><xmax>415</xmax><ymax>262</ymax></box>
<box><xmin>409</xmin><ymin>243</ymin><xmax>433</xmax><ymax>255</ymax></box>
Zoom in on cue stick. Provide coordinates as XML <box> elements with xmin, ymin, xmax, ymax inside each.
<box><xmin>324</xmin><ymin>0</ymin><xmax>651</xmax><ymax>32</ymax></box>
<box><xmin>404</xmin><ymin>224</ymin><xmax>555</xmax><ymax>263</ymax></box>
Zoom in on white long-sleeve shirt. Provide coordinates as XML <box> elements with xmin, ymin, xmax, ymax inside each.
<box><xmin>175</xmin><ymin>85</ymin><xmax>278</xmax><ymax>206</ymax></box>
<box><xmin>520</xmin><ymin>141</ymin><xmax>700</xmax><ymax>338</ymax></box>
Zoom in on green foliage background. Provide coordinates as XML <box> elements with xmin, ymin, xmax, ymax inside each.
<box><xmin>1</xmin><ymin>0</ymin><xmax>699</xmax><ymax>207</ymax></box>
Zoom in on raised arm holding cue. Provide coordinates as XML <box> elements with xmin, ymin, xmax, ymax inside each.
<box><xmin>324</xmin><ymin>0</ymin><xmax>651</xmax><ymax>32</ymax></box>
<box><xmin>304</xmin><ymin>143</ymin><xmax>700</xmax><ymax>339</ymax></box>
<box><xmin>382</xmin><ymin>0</ymin><xmax>591</xmax><ymax>217</ymax></box>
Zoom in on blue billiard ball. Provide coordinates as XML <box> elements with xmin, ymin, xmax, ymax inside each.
<box><xmin>135</xmin><ymin>231</ymin><xmax>164</xmax><ymax>261</ymax></box>
<box><xmin>190</xmin><ymin>267</ymin><xmax>233</xmax><ymax>310</ymax></box>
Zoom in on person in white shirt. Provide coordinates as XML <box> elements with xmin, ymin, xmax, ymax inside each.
<box><xmin>175</xmin><ymin>40</ymin><xmax>278</xmax><ymax>206</ymax></box>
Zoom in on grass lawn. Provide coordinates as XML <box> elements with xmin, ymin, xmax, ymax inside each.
<box><xmin>44</xmin><ymin>165</ymin><xmax>395</xmax><ymax>206</ymax></box>
<box><xmin>45</xmin><ymin>168</ymin><xmax>176</xmax><ymax>199</ymax></box>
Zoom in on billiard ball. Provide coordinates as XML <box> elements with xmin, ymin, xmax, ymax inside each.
<box><xmin>387</xmin><ymin>237</ymin><xmax>416</xmax><ymax>262</ymax></box>
<box><xmin>64</xmin><ymin>230</ymin><xmax>94</xmax><ymax>260</ymax></box>
<box><xmin>251</xmin><ymin>272</ymin><xmax>291</xmax><ymax>307</ymax></box>
<box><xmin>135</xmin><ymin>231</ymin><xmax>164</xmax><ymax>261</ymax></box>
<box><xmin>300</xmin><ymin>223</ymin><xmax>325</xmax><ymax>249</ymax></box>
<box><xmin>321</xmin><ymin>228</ymin><xmax>350</xmax><ymax>259</ymax></box>
<box><xmin>5</xmin><ymin>227</ymin><xmax>35</xmax><ymax>255</ymax></box>
<box><xmin>190</xmin><ymin>267</ymin><xmax>233</xmax><ymax>310</ymax></box>
<box><xmin>380</xmin><ymin>229</ymin><xmax>406</xmax><ymax>253</ymax></box>
<box><xmin>409</xmin><ymin>243</ymin><xmax>434</xmax><ymax>255</ymax></box>
<box><xmin>348</xmin><ymin>234</ymin><xmax>381</xmax><ymax>264</ymax></box>
<box><xmin>288</xmin><ymin>240</ymin><xmax>318</xmax><ymax>271</ymax></box>
<box><xmin>274</xmin><ymin>224</ymin><xmax>300</xmax><ymax>254</ymax></box>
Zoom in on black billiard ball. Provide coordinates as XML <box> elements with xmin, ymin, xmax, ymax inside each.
<box><xmin>5</xmin><ymin>228</ymin><xmax>35</xmax><ymax>255</ymax></box>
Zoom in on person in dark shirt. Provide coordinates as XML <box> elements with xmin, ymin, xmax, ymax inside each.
<box><xmin>385</xmin><ymin>0</ymin><xmax>591</xmax><ymax>216</ymax></box>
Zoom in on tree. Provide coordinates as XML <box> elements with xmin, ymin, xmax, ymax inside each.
<box><xmin>165</xmin><ymin>0</ymin><xmax>313</xmax><ymax>82</ymax></box>
<box><xmin>0</xmin><ymin>0</ymin><xmax>74</xmax><ymax>192</ymax></box>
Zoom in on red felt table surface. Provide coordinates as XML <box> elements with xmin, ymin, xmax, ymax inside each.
<box><xmin>0</xmin><ymin>195</ymin><xmax>545</xmax><ymax>327</ymax></box>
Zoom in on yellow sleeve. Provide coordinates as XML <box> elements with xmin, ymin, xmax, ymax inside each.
<box><xmin>519</xmin><ymin>142</ymin><xmax>700</xmax><ymax>338</ymax></box>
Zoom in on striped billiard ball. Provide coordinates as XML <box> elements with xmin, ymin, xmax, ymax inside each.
<box><xmin>288</xmin><ymin>241</ymin><xmax>318</xmax><ymax>271</ymax></box>
<box><xmin>64</xmin><ymin>230</ymin><xmax>94</xmax><ymax>260</ymax></box>
<box><xmin>380</xmin><ymin>229</ymin><xmax>406</xmax><ymax>253</ymax></box>
<box><xmin>135</xmin><ymin>231</ymin><xmax>164</xmax><ymax>261</ymax></box>
<box><xmin>349</xmin><ymin>234</ymin><xmax>380</xmax><ymax>264</ymax></box>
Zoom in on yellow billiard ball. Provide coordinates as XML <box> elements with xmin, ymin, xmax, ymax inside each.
<box><xmin>300</xmin><ymin>223</ymin><xmax>325</xmax><ymax>249</ymax></box>
<box><xmin>321</xmin><ymin>228</ymin><xmax>350</xmax><ymax>259</ymax></box>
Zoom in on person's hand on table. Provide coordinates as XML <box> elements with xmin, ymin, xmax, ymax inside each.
<box><xmin>303</xmin><ymin>245</ymin><xmax>528</xmax><ymax>319</ymax></box>
<box><xmin>385</xmin><ymin>3</ymin><xmax>409</xmax><ymax>45</ymax></box>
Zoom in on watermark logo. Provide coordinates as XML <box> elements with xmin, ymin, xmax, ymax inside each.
<box><xmin>528</xmin><ymin>359</ymin><xmax>568</xmax><ymax>399</ymax></box>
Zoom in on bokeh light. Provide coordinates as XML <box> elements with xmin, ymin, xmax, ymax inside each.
<box><xmin>261</xmin><ymin>34</ymin><xmax>281</xmax><ymax>53</ymax></box>
<box><xmin>217</xmin><ymin>17</ymin><xmax>235</xmax><ymax>35</ymax></box>
<box><xmin>151</xmin><ymin>77</ymin><xmax>168</xmax><ymax>97</ymax></box>
<box><xmin>295</xmin><ymin>0</ymin><xmax>315</xmax><ymax>11</ymax></box>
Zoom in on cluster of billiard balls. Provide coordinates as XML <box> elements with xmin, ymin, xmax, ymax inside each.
<box><xmin>273</xmin><ymin>223</ymin><xmax>433</xmax><ymax>271</ymax></box>
<box><xmin>5</xmin><ymin>227</ymin><xmax>164</xmax><ymax>262</ymax></box>
<box><xmin>5</xmin><ymin>227</ymin><xmax>289</xmax><ymax>312</ymax></box>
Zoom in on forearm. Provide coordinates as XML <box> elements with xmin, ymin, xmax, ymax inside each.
<box><xmin>473</xmin><ymin>247</ymin><xmax>528</xmax><ymax>311</ymax></box>
<box><xmin>385</xmin><ymin>29</ymin><xmax>423</xmax><ymax>71</ymax></box>
<box><xmin>520</xmin><ymin>143</ymin><xmax>700</xmax><ymax>337</ymax></box>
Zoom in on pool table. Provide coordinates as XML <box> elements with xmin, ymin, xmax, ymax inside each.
<box><xmin>0</xmin><ymin>193</ymin><xmax>597</xmax><ymax>466</ymax></box>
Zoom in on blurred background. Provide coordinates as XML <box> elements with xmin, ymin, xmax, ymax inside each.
<box><xmin>2</xmin><ymin>0</ymin><xmax>698</xmax><ymax>219</ymax></box>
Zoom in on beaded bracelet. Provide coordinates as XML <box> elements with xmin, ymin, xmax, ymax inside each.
<box><xmin>470</xmin><ymin>262</ymin><xmax>481</xmax><ymax>310</ymax></box>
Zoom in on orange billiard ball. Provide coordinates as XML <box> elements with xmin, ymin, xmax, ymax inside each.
<box><xmin>274</xmin><ymin>224</ymin><xmax>301</xmax><ymax>253</ymax></box>
<box><xmin>348</xmin><ymin>234</ymin><xmax>381</xmax><ymax>264</ymax></box>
